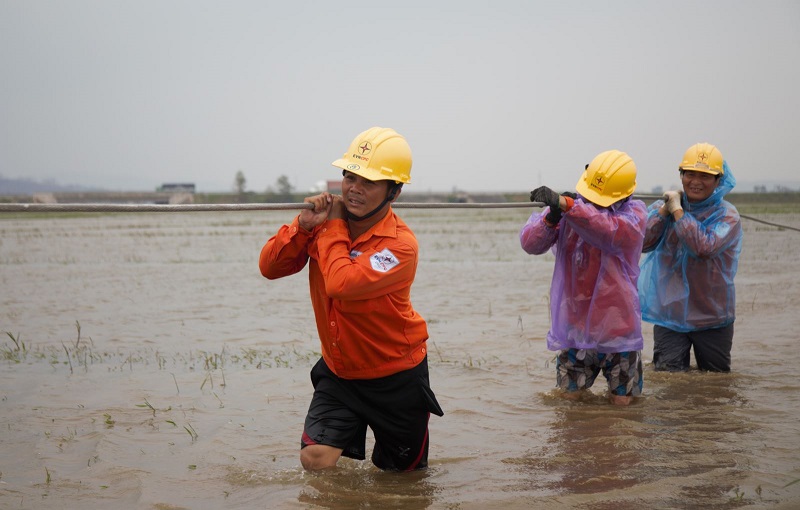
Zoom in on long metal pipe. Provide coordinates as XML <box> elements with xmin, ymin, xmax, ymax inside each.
<box><xmin>2</xmin><ymin>196</ymin><xmax>796</xmax><ymax>231</ymax></box>
<box><xmin>0</xmin><ymin>195</ymin><xmax>663</xmax><ymax>213</ymax></box>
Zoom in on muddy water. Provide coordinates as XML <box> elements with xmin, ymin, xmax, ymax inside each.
<box><xmin>1</xmin><ymin>208</ymin><xmax>799</xmax><ymax>509</ymax></box>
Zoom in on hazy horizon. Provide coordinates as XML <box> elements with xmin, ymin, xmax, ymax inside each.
<box><xmin>2</xmin><ymin>1</ymin><xmax>798</xmax><ymax>195</ymax></box>
<box><xmin>4</xmin><ymin>171</ymin><xmax>800</xmax><ymax>196</ymax></box>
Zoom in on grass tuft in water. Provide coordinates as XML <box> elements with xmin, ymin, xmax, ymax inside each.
<box><xmin>136</xmin><ymin>398</ymin><xmax>157</xmax><ymax>416</ymax></box>
<box><xmin>184</xmin><ymin>423</ymin><xmax>198</xmax><ymax>442</ymax></box>
<box><xmin>2</xmin><ymin>323</ymin><xmax>332</xmax><ymax>374</ymax></box>
<box><xmin>2</xmin><ymin>331</ymin><xmax>28</xmax><ymax>362</ymax></box>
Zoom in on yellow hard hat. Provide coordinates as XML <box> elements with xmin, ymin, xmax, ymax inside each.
<box><xmin>679</xmin><ymin>143</ymin><xmax>724</xmax><ymax>175</ymax></box>
<box><xmin>575</xmin><ymin>150</ymin><xmax>637</xmax><ymax>207</ymax></box>
<box><xmin>331</xmin><ymin>127</ymin><xmax>412</xmax><ymax>184</ymax></box>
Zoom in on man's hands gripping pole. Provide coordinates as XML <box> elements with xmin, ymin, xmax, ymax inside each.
<box><xmin>298</xmin><ymin>192</ymin><xmax>347</xmax><ymax>232</ymax></box>
<box><xmin>530</xmin><ymin>186</ymin><xmax>577</xmax><ymax>226</ymax></box>
<box><xmin>662</xmin><ymin>191</ymin><xmax>683</xmax><ymax>215</ymax></box>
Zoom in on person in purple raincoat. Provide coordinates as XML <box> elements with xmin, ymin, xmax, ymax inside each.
<box><xmin>521</xmin><ymin>150</ymin><xmax>647</xmax><ymax>406</ymax></box>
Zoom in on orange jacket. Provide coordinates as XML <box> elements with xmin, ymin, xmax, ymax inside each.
<box><xmin>259</xmin><ymin>210</ymin><xmax>429</xmax><ymax>379</ymax></box>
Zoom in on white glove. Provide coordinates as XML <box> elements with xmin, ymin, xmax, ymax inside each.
<box><xmin>662</xmin><ymin>191</ymin><xmax>683</xmax><ymax>214</ymax></box>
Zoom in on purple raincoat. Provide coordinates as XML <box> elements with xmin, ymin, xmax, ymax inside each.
<box><xmin>520</xmin><ymin>197</ymin><xmax>647</xmax><ymax>353</ymax></box>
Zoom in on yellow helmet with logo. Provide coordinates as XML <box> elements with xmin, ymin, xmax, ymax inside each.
<box><xmin>679</xmin><ymin>142</ymin><xmax>724</xmax><ymax>175</ymax></box>
<box><xmin>575</xmin><ymin>150</ymin><xmax>637</xmax><ymax>207</ymax></box>
<box><xmin>331</xmin><ymin>127</ymin><xmax>412</xmax><ymax>184</ymax></box>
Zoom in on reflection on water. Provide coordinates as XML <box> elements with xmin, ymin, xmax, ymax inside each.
<box><xmin>219</xmin><ymin>460</ymin><xmax>439</xmax><ymax>509</ymax></box>
<box><xmin>505</xmin><ymin>371</ymin><xmax>755</xmax><ymax>508</ymax></box>
<box><xmin>297</xmin><ymin>463</ymin><xmax>437</xmax><ymax>509</ymax></box>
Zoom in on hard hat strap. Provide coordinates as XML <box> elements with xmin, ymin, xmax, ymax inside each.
<box><xmin>346</xmin><ymin>183</ymin><xmax>403</xmax><ymax>222</ymax></box>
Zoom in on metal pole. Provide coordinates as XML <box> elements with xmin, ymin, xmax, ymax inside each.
<box><xmin>0</xmin><ymin>195</ymin><xmax>663</xmax><ymax>213</ymax></box>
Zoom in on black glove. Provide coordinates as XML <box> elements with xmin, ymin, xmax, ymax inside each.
<box><xmin>542</xmin><ymin>191</ymin><xmax>577</xmax><ymax>226</ymax></box>
<box><xmin>530</xmin><ymin>186</ymin><xmax>560</xmax><ymax>209</ymax></box>
<box><xmin>544</xmin><ymin>206</ymin><xmax>563</xmax><ymax>225</ymax></box>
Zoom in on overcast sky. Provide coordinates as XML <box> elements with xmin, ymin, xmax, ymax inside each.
<box><xmin>1</xmin><ymin>0</ymin><xmax>798</xmax><ymax>194</ymax></box>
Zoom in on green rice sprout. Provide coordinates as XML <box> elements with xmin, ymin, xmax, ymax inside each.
<box><xmin>136</xmin><ymin>398</ymin><xmax>157</xmax><ymax>416</ymax></box>
<box><xmin>200</xmin><ymin>372</ymin><xmax>213</xmax><ymax>390</ymax></box>
<box><xmin>5</xmin><ymin>331</ymin><xmax>23</xmax><ymax>351</ymax></box>
<box><xmin>74</xmin><ymin>320</ymin><xmax>82</xmax><ymax>349</ymax></box>
<box><xmin>171</xmin><ymin>373</ymin><xmax>180</xmax><ymax>394</ymax></box>
<box><xmin>184</xmin><ymin>423</ymin><xmax>198</xmax><ymax>442</ymax></box>
<box><xmin>61</xmin><ymin>342</ymin><xmax>73</xmax><ymax>374</ymax></box>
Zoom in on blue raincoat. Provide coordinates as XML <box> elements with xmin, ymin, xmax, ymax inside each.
<box><xmin>638</xmin><ymin>162</ymin><xmax>743</xmax><ymax>332</ymax></box>
<box><xmin>520</xmin><ymin>197</ymin><xmax>648</xmax><ymax>353</ymax></box>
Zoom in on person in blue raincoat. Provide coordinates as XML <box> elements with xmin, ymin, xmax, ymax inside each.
<box><xmin>521</xmin><ymin>150</ymin><xmax>647</xmax><ymax>406</ymax></box>
<box><xmin>639</xmin><ymin>143</ymin><xmax>743</xmax><ymax>372</ymax></box>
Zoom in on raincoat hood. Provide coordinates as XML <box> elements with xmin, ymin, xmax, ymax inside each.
<box><xmin>684</xmin><ymin>161</ymin><xmax>736</xmax><ymax>213</ymax></box>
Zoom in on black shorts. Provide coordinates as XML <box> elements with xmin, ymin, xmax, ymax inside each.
<box><xmin>301</xmin><ymin>357</ymin><xmax>443</xmax><ymax>471</ymax></box>
<box><xmin>653</xmin><ymin>323</ymin><xmax>734</xmax><ymax>372</ymax></box>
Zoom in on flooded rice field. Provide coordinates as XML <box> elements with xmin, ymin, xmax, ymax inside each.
<box><xmin>1</xmin><ymin>207</ymin><xmax>799</xmax><ymax>509</ymax></box>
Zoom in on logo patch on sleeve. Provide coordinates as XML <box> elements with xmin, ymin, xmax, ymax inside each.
<box><xmin>370</xmin><ymin>248</ymin><xmax>399</xmax><ymax>272</ymax></box>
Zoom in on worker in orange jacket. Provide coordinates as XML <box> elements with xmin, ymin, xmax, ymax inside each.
<box><xmin>259</xmin><ymin>127</ymin><xmax>443</xmax><ymax>472</ymax></box>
